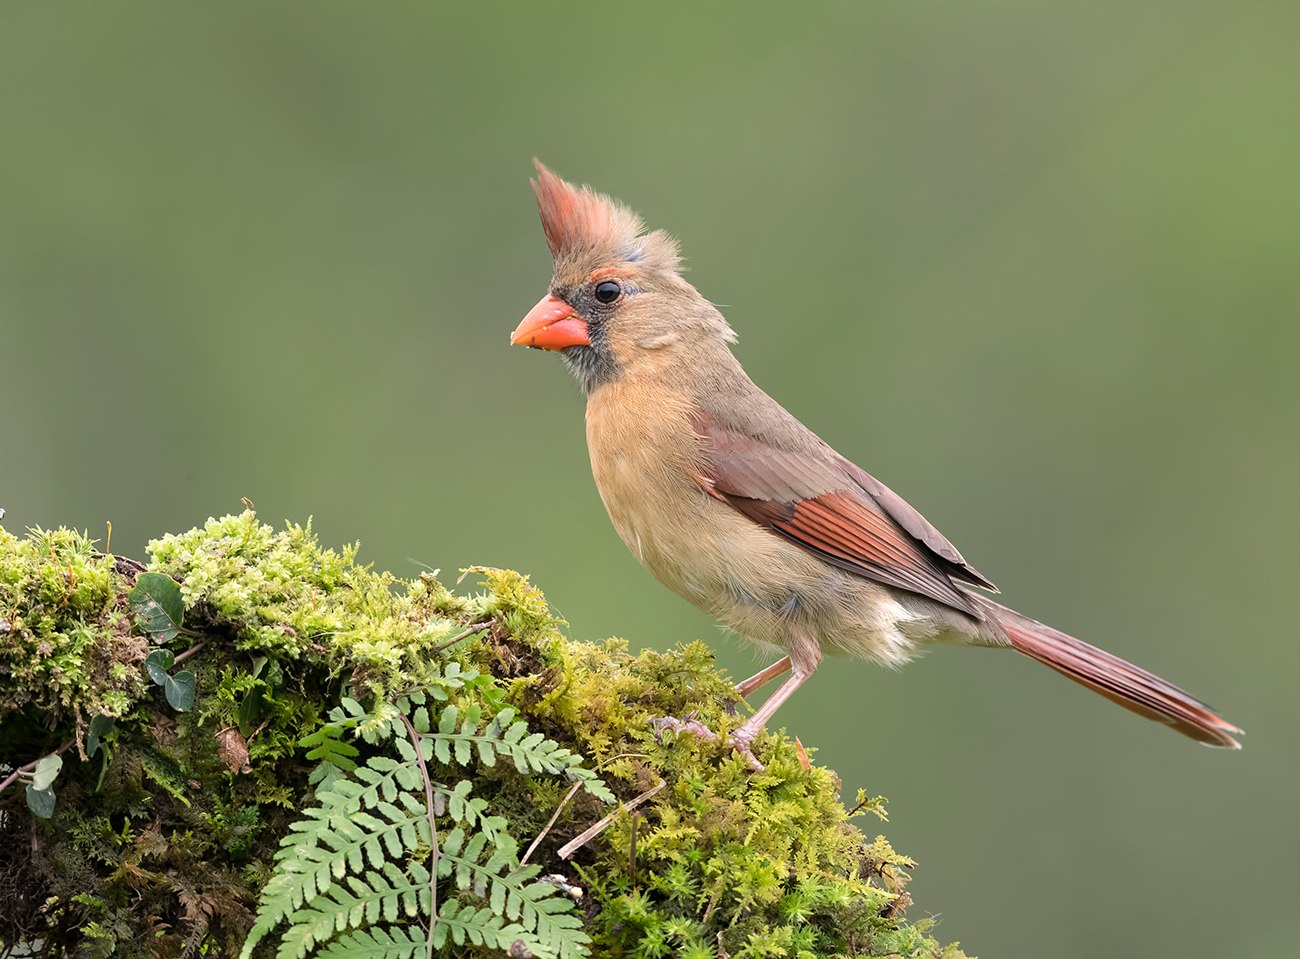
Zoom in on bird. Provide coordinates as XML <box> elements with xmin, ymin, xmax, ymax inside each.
<box><xmin>509</xmin><ymin>160</ymin><xmax>1241</xmax><ymax>768</ymax></box>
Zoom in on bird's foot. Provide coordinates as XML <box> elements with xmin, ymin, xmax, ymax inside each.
<box><xmin>647</xmin><ymin>712</ymin><xmax>719</xmax><ymax>743</ymax></box>
<box><xmin>648</xmin><ymin>713</ymin><xmax>766</xmax><ymax>772</ymax></box>
<box><xmin>728</xmin><ymin>724</ymin><xmax>765</xmax><ymax>772</ymax></box>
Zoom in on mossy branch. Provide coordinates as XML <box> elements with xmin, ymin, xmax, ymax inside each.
<box><xmin>0</xmin><ymin>512</ymin><xmax>971</xmax><ymax>959</ymax></box>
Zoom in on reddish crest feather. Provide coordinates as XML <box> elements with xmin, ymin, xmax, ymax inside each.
<box><xmin>530</xmin><ymin>159</ymin><xmax>679</xmax><ymax>273</ymax></box>
<box><xmin>532</xmin><ymin>160</ymin><xmax>614</xmax><ymax>258</ymax></box>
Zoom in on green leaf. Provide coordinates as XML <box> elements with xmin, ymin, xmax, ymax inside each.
<box><xmin>129</xmin><ymin>572</ymin><xmax>184</xmax><ymax>642</ymax></box>
<box><xmin>26</xmin><ymin>783</ymin><xmax>56</xmax><ymax>818</ymax></box>
<box><xmin>567</xmin><ymin>766</ymin><xmax>616</xmax><ymax>804</ymax></box>
<box><xmin>86</xmin><ymin>714</ymin><xmax>115</xmax><ymax>758</ymax></box>
<box><xmin>145</xmin><ymin>648</ymin><xmax>175</xmax><ymax>686</ymax></box>
<box><xmin>31</xmin><ymin>753</ymin><xmax>62</xmax><ymax>789</ymax></box>
<box><xmin>238</xmin><ymin>685</ymin><xmax>267</xmax><ymax>735</ymax></box>
<box><xmin>164</xmin><ymin>670</ymin><xmax>196</xmax><ymax>711</ymax></box>
<box><xmin>439</xmin><ymin>704</ymin><xmax>458</xmax><ymax>735</ymax></box>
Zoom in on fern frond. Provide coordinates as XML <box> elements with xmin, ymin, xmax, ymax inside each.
<box><xmin>439</xmin><ymin>829</ymin><xmax>590</xmax><ymax>959</ymax></box>
<box><xmin>248</xmin><ymin>688</ymin><xmax>608</xmax><ymax>958</ymax></box>
<box><xmin>240</xmin><ymin>758</ymin><xmax>430</xmax><ymax>957</ymax></box>
<box><xmin>432</xmin><ymin>777</ymin><xmax>508</xmax><ymax>840</ymax></box>
<box><xmin>312</xmin><ymin>923</ymin><xmax>426</xmax><ymax>959</ymax></box>
<box><xmin>310</xmin><ymin>899</ymin><xmax>545</xmax><ymax>959</ymax></box>
<box><xmin>315</xmin><ymin>661</ymin><xmax>482</xmax><ymax>747</ymax></box>
<box><xmin>430</xmin><ymin>898</ymin><xmax>539</xmax><ymax>955</ymax></box>
<box><xmin>269</xmin><ymin>861</ymin><xmax>431</xmax><ymax>959</ymax></box>
<box><xmin>426</xmin><ymin>705</ymin><xmax>613</xmax><ymax>802</ymax></box>
<box><xmin>400</xmin><ymin>661</ymin><xmax>477</xmax><ymax>705</ymax></box>
<box><xmin>301</xmin><ymin>723</ymin><xmax>361</xmax><ymax>774</ymax></box>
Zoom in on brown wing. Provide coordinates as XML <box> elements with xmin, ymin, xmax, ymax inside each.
<box><xmin>691</xmin><ymin>409</ymin><xmax>995</xmax><ymax>617</ymax></box>
<box><xmin>835</xmin><ymin>456</ymin><xmax>998</xmax><ymax>593</ymax></box>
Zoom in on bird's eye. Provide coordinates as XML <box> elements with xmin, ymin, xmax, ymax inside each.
<box><xmin>593</xmin><ymin>280</ymin><xmax>623</xmax><ymax>304</ymax></box>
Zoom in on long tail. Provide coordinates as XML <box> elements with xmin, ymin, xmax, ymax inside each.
<box><xmin>970</xmin><ymin>595</ymin><xmax>1242</xmax><ymax>748</ymax></box>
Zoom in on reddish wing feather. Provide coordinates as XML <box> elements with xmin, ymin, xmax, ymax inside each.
<box><xmin>838</xmin><ymin>457</ymin><xmax>998</xmax><ymax>592</ymax></box>
<box><xmin>723</xmin><ymin>488</ymin><xmax>978</xmax><ymax>614</ymax></box>
<box><xmin>692</xmin><ymin>411</ymin><xmax>981</xmax><ymax>616</ymax></box>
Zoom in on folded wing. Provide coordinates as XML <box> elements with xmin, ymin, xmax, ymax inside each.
<box><xmin>691</xmin><ymin>408</ymin><xmax>996</xmax><ymax>618</ymax></box>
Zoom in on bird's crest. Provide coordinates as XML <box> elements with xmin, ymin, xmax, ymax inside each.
<box><xmin>531</xmin><ymin>160</ymin><xmax>680</xmax><ymax>274</ymax></box>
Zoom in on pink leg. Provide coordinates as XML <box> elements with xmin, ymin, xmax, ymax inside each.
<box><xmin>731</xmin><ymin>639</ymin><xmax>820</xmax><ymax>771</ymax></box>
<box><xmin>735</xmin><ymin>656</ymin><xmax>792</xmax><ymax>698</ymax></box>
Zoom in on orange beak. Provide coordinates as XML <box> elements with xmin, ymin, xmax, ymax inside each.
<box><xmin>510</xmin><ymin>294</ymin><xmax>590</xmax><ymax>350</ymax></box>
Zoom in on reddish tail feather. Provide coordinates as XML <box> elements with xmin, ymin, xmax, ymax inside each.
<box><xmin>971</xmin><ymin>596</ymin><xmax>1242</xmax><ymax>748</ymax></box>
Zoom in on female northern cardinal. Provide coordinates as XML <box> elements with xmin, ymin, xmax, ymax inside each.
<box><xmin>511</xmin><ymin>161</ymin><xmax>1241</xmax><ymax>767</ymax></box>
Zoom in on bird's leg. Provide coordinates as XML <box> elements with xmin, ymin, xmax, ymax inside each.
<box><xmin>735</xmin><ymin>656</ymin><xmax>792</xmax><ymax>698</ymax></box>
<box><xmin>730</xmin><ymin>637</ymin><xmax>820</xmax><ymax>771</ymax></box>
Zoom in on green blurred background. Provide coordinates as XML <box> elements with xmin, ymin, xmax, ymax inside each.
<box><xmin>3</xmin><ymin>2</ymin><xmax>1297</xmax><ymax>956</ymax></box>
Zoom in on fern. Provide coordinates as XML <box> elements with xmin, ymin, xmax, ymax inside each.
<box><xmin>311</xmin><ymin>900</ymin><xmax>538</xmax><ymax>959</ymax></box>
<box><xmin>267</xmin><ymin>862</ymin><xmax>433</xmax><ymax>959</ymax></box>
<box><xmin>242</xmin><ymin>692</ymin><xmax>609</xmax><ymax>958</ymax></box>
<box><xmin>300</xmin><ymin>723</ymin><xmax>360</xmax><ymax>781</ymax></box>
<box><xmin>313</xmin><ymin>924</ymin><xmax>426</xmax><ymax>959</ymax></box>
<box><xmin>420</xmin><ymin>704</ymin><xmax>614</xmax><ymax>803</ymax></box>
<box><xmin>427</xmin><ymin>897</ymin><xmax>535</xmax><ymax>953</ymax></box>
<box><xmin>438</xmin><ymin>829</ymin><xmax>588</xmax><ymax>958</ymax></box>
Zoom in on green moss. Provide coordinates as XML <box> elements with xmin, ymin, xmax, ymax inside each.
<box><xmin>505</xmin><ymin>636</ymin><xmax>946</xmax><ymax>958</ymax></box>
<box><xmin>0</xmin><ymin>526</ymin><xmax>145</xmax><ymax>730</ymax></box>
<box><xmin>147</xmin><ymin>513</ymin><xmax>471</xmax><ymax>697</ymax></box>
<box><xmin>0</xmin><ymin>513</ymin><xmax>971</xmax><ymax>958</ymax></box>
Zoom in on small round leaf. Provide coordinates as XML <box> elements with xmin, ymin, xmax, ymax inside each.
<box><xmin>26</xmin><ymin>784</ymin><xmax>56</xmax><ymax>819</ymax></box>
<box><xmin>145</xmin><ymin>648</ymin><xmax>175</xmax><ymax>686</ymax></box>
<box><xmin>165</xmin><ymin>670</ymin><xmax>196</xmax><ymax>711</ymax></box>
<box><xmin>31</xmin><ymin>753</ymin><xmax>63</xmax><ymax>790</ymax></box>
<box><xmin>129</xmin><ymin>572</ymin><xmax>184</xmax><ymax>643</ymax></box>
<box><xmin>86</xmin><ymin>714</ymin><xmax>115</xmax><ymax>758</ymax></box>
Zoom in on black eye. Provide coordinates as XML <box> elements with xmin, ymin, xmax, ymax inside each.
<box><xmin>593</xmin><ymin>280</ymin><xmax>623</xmax><ymax>305</ymax></box>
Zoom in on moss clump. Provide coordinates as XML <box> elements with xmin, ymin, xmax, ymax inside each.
<box><xmin>0</xmin><ymin>526</ymin><xmax>145</xmax><ymax>726</ymax></box>
<box><xmin>0</xmin><ymin>512</ymin><xmax>971</xmax><ymax>958</ymax></box>
<box><xmin>147</xmin><ymin>513</ymin><xmax>472</xmax><ymax>694</ymax></box>
<box><xmin>521</xmin><ymin>638</ymin><xmax>957</xmax><ymax>958</ymax></box>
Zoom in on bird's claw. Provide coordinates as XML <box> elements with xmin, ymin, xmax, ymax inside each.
<box><xmin>648</xmin><ymin>712</ymin><xmax>719</xmax><ymax>743</ymax></box>
<box><xmin>648</xmin><ymin>714</ymin><xmax>766</xmax><ymax>772</ymax></box>
<box><xmin>728</xmin><ymin>726</ymin><xmax>765</xmax><ymax>772</ymax></box>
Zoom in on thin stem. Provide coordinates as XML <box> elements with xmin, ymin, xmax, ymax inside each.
<box><xmin>0</xmin><ymin>739</ymin><xmax>74</xmax><ymax>795</ymax></box>
<box><xmin>557</xmin><ymin>780</ymin><xmax>665</xmax><ymax>860</ymax></box>
<box><xmin>430</xmin><ymin>620</ymin><xmax>492</xmax><ymax>656</ymax></box>
<box><xmin>520</xmin><ymin>751</ymin><xmax>649</xmax><ymax>866</ymax></box>
<box><xmin>628</xmin><ymin>812</ymin><xmax>640</xmax><ymax>888</ymax></box>
<box><xmin>521</xmin><ymin>781</ymin><xmax>582</xmax><ymax>866</ymax></box>
<box><xmin>400</xmin><ymin>712</ymin><xmax>439</xmax><ymax>959</ymax></box>
<box><xmin>172</xmin><ymin>640</ymin><xmax>208</xmax><ymax>666</ymax></box>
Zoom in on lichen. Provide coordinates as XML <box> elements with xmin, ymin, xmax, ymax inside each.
<box><xmin>0</xmin><ymin>513</ymin><xmax>971</xmax><ymax>958</ymax></box>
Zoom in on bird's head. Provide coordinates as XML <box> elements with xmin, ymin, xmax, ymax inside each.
<box><xmin>511</xmin><ymin>161</ymin><xmax>734</xmax><ymax>392</ymax></box>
